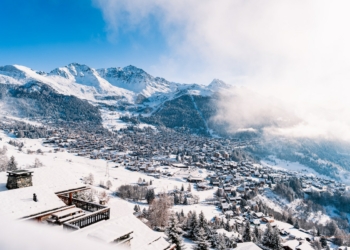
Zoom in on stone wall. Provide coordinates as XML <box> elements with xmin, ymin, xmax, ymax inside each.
<box><xmin>6</xmin><ymin>175</ymin><xmax>33</xmax><ymax>189</ymax></box>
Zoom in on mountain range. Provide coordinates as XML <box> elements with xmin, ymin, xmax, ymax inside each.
<box><xmin>0</xmin><ymin>63</ymin><xmax>230</xmax><ymax>102</ymax></box>
<box><xmin>0</xmin><ymin>63</ymin><xmax>232</xmax><ymax>134</ymax></box>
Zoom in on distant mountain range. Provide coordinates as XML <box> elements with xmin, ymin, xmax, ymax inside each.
<box><xmin>0</xmin><ymin>63</ymin><xmax>232</xmax><ymax>134</ymax></box>
<box><xmin>0</xmin><ymin>63</ymin><xmax>230</xmax><ymax>102</ymax></box>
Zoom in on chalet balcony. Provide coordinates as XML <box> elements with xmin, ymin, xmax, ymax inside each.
<box><xmin>57</xmin><ymin>195</ymin><xmax>110</xmax><ymax>231</ymax></box>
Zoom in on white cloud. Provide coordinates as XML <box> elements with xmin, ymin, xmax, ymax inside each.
<box><xmin>94</xmin><ymin>0</ymin><xmax>350</xmax><ymax>141</ymax></box>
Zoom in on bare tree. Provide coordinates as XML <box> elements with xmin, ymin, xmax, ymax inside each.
<box><xmin>33</xmin><ymin>158</ymin><xmax>43</xmax><ymax>168</ymax></box>
<box><xmin>106</xmin><ymin>180</ymin><xmax>113</xmax><ymax>190</ymax></box>
<box><xmin>148</xmin><ymin>193</ymin><xmax>173</xmax><ymax>228</ymax></box>
<box><xmin>98</xmin><ymin>190</ymin><xmax>110</xmax><ymax>204</ymax></box>
<box><xmin>0</xmin><ymin>146</ymin><xmax>8</xmax><ymax>172</ymax></box>
<box><xmin>84</xmin><ymin>173</ymin><xmax>94</xmax><ymax>185</ymax></box>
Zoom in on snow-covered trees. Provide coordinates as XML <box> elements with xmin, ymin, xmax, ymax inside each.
<box><xmin>253</xmin><ymin>226</ymin><xmax>262</xmax><ymax>243</ymax></box>
<box><xmin>7</xmin><ymin>156</ymin><xmax>18</xmax><ymax>171</ymax></box>
<box><xmin>74</xmin><ymin>189</ymin><xmax>98</xmax><ymax>202</ymax></box>
<box><xmin>187</xmin><ymin>211</ymin><xmax>199</xmax><ymax>239</ymax></box>
<box><xmin>243</xmin><ymin>220</ymin><xmax>252</xmax><ymax>242</ymax></box>
<box><xmin>193</xmin><ymin>228</ymin><xmax>210</xmax><ymax>250</ymax></box>
<box><xmin>198</xmin><ymin>211</ymin><xmax>207</xmax><ymax>230</ymax></box>
<box><xmin>212</xmin><ymin>233</ymin><xmax>226</xmax><ymax>250</ymax></box>
<box><xmin>261</xmin><ymin>223</ymin><xmax>282</xmax><ymax>250</ymax></box>
<box><xmin>165</xmin><ymin>213</ymin><xmax>185</xmax><ymax>250</ymax></box>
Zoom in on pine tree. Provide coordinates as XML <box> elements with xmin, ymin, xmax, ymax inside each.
<box><xmin>262</xmin><ymin>223</ymin><xmax>274</xmax><ymax>248</ymax></box>
<box><xmin>7</xmin><ymin>156</ymin><xmax>18</xmax><ymax>171</ymax></box>
<box><xmin>224</xmin><ymin>219</ymin><xmax>231</xmax><ymax>232</ymax></box>
<box><xmin>271</xmin><ymin>228</ymin><xmax>282</xmax><ymax>250</ymax></box>
<box><xmin>188</xmin><ymin>212</ymin><xmax>199</xmax><ymax>240</ymax></box>
<box><xmin>142</xmin><ymin>208</ymin><xmax>148</xmax><ymax>218</ymax></box>
<box><xmin>193</xmin><ymin>228</ymin><xmax>210</xmax><ymax>250</ymax></box>
<box><xmin>294</xmin><ymin>220</ymin><xmax>299</xmax><ymax>229</ymax></box>
<box><xmin>106</xmin><ymin>180</ymin><xmax>113</xmax><ymax>190</ymax></box>
<box><xmin>134</xmin><ymin>204</ymin><xmax>139</xmax><ymax>213</ymax></box>
<box><xmin>198</xmin><ymin>211</ymin><xmax>207</xmax><ymax>229</ymax></box>
<box><xmin>145</xmin><ymin>189</ymin><xmax>155</xmax><ymax>204</ymax></box>
<box><xmin>253</xmin><ymin>226</ymin><xmax>261</xmax><ymax>243</ymax></box>
<box><xmin>174</xmin><ymin>194</ymin><xmax>180</xmax><ymax>204</ymax></box>
<box><xmin>243</xmin><ymin>220</ymin><xmax>252</xmax><ymax>242</ymax></box>
<box><xmin>166</xmin><ymin>213</ymin><xmax>185</xmax><ymax>250</ymax></box>
<box><xmin>183</xmin><ymin>196</ymin><xmax>188</xmax><ymax>205</ymax></box>
<box><xmin>187</xmin><ymin>183</ymin><xmax>192</xmax><ymax>192</ymax></box>
<box><xmin>214</xmin><ymin>233</ymin><xmax>227</xmax><ymax>250</ymax></box>
<box><xmin>181</xmin><ymin>209</ymin><xmax>185</xmax><ymax>217</ymax></box>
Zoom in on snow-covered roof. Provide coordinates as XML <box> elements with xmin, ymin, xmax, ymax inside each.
<box><xmin>296</xmin><ymin>242</ymin><xmax>314</xmax><ymax>250</ymax></box>
<box><xmin>216</xmin><ymin>228</ymin><xmax>240</xmax><ymax>239</ymax></box>
<box><xmin>236</xmin><ymin>242</ymin><xmax>262</xmax><ymax>250</ymax></box>
<box><xmin>0</xmin><ymin>185</ymin><xmax>66</xmax><ymax>219</ymax></box>
<box><xmin>0</xmin><ymin>166</ymin><xmax>85</xmax><ymax>194</ymax></box>
<box><xmin>282</xmin><ymin>239</ymin><xmax>300</xmax><ymax>249</ymax></box>
<box><xmin>88</xmin><ymin>223</ymin><xmax>133</xmax><ymax>243</ymax></box>
<box><xmin>75</xmin><ymin>215</ymin><xmax>169</xmax><ymax>250</ymax></box>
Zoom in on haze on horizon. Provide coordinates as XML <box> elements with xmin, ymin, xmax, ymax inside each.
<box><xmin>1</xmin><ymin>0</ymin><xmax>350</xmax><ymax>141</ymax></box>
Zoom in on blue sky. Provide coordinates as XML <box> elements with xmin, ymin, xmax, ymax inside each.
<box><xmin>0</xmin><ymin>0</ymin><xmax>167</xmax><ymax>75</ymax></box>
<box><xmin>1</xmin><ymin>0</ymin><xmax>350</xmax><ymax>88</ymax></box>
<box><xmin>1</xmin><ymin>0</ymin><xmax>350</xmax><ymax>139</ymax></box>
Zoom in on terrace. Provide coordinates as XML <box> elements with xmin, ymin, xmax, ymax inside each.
<box><xmin>57</xmin><ymin>194</ymin><xmax>110</xmax><ymax>231</ymax></box>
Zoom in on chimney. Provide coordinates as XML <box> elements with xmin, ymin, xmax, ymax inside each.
<box><xmin>6</xmin><ymin>170</ymin><xmax>33</xmax><ymax>190</ymax></box>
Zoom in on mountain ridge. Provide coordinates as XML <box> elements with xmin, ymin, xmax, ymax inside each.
<box><xmin>0</xmin><ymin>63</ymin><xmax>231</xmax><ymax>103</ymax></box>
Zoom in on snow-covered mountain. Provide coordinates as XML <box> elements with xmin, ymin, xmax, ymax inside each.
<box><xmin>0</xmin><ymin>63</ymin><xmax>234</xmax><ymax>135</ymax></box>
<box><xmin>0</xmin><ymin>63</ymin><xmax>231</xmax><ymax>104</ymax></box>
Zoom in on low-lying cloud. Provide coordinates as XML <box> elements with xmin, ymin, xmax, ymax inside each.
<box><xmin>213</xmin><ymin>87</ymin><xmax>350</xmax><ymax>141</ymax></box>
<box><xmin>94</xmin><ymin>0</ymin><xmax>350</xmax><ymax>141</ymax></box>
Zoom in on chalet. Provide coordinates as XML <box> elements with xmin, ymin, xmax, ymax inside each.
<box><xmin>252</xmin><ymin>212</ymin><xmax>265</xmax><ymax>218</ymax></box>
<box><xmin>171</xmin><ymin>163</ymin><xmax>188</xmax><ymax>168</ymax></box>
<box><xmin>250</xmin><ymin>219</ymin><xmax>261</xmax><ymax>226</ymax></box>
<box><xmin>221</xmin><ymin>203</ymin><xmax>230</xmax><ymax>211</ymax></box>
<box><xmin>197</xmin><ymin>183</ymin><xmax>211</xmax><ymax>191</ymax></box>
<box><xmin>187</xmin><ymin>175</ymin><xmax>204</xmax><ymax>183</ymax></box>
<box><xmin>261</xmin><ymin>217</ymin><xmax>274</xmax><ymax>223</ymax></box>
